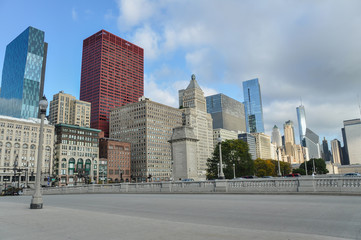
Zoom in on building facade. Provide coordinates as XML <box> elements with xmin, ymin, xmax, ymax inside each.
<box><xmin>206</xmin><ymin>93</ymin><xmax>246</xmax><ymax>132</ymax></box>
<box><xmin>322</xmin><ymin>137</ymin><xmax>331</xmax><ymax>162</ymax></box>
<box><xmin>304</xmin><ymin>128</ymin><xmax>321</xmax><ymax>159</ymax></box>
<box><xmin>110</xmin><ymin>97</ymin><xmax>183</xmax><ymax>182</ymax></box>
<box><xmin>0</xmin><ymin>116</ymin><xmax>54</xmax><ymax>187</ymax></box>
<box><xmin>99</xmin><ymin>138</ymin><xmax>131</xmax><ymax>182</ymax></box>
<box><xmin>271</xmin><ymin>125</ymin><xmax>282</xmax><ymax>148</ymax></box>
<box><xmin>213</xmin><ymin>128</ymin><xmax>239</xmax><ymax>148</ymax></box>
<box><xmin>80</xmin><ymin>30</ymin><xmax>144</xmax><ymax>137</ymax></box>
<box><xmin>331</xmin><ymin>139</ymin><xmax>342</xmax><ymax>165</ymax></box>
<box><xmin>179</xmin><ymin>75</ymin><xmax>214</xmax><ymax>180</ymax></box>
<box><xmin>242</xmin><ymin>78</ymin><xmax>264</xmax><ymax>133</ymax></box>
<box><xmin>49</xmin><ymin>91</ymin><xmax>91</xmax><ymax>127</ymax></box>
<box><xmin>53</xmin><ymin>124</ymin><xmax>100</xmax><ymax>186</ymax></box>
<box><xmin>342</xmin><ymin>119</ymin><xmax>361</xmax><ymax>165</ymax></box>
<box><xmin>250</xmin><ymin>132</ymin><xmax>271</xmax><ymax>160</ymax></box>
<box><xmin>0</xmin><ymin>26</ymin><xmax>47</xmax><ymax>119</ymax></box>
<box><xmin>238</xmin><ymin>133</ymin><xmax>257</xmax><ymax>160</ymax></box>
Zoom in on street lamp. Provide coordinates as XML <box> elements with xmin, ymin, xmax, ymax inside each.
<box><xmin>233</xmin><ymin>163</ymin><xmax>236</xmax><ymax>179</ymax></box>
<box><xmin>312</xmin><ymin>158</ymin><xmax>316</xmax><ymax>176</ymax></box>
<box><xmin>276</xmin><ymin>148</ymin><xmax>282</xmax><ymax>177</ymax></box>
<box><xmin>30</xmin><ymin>95</ymin><xmax>48</xmax><ymax>209</ymax></box>
<box><xmin>217</xmin><ymin>137</ymin><xmax>225</xmax><ymax>179</ymax></box>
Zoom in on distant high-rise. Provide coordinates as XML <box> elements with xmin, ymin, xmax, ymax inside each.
<box><xmin>0</xmin><ymin>26</ymin><xmax>47</xmax><ymax>119</ymax></box>
<box><xmin>322</xmin><ymin>137</ymin><xmax>331</xmax><ymax>162</ymax></box>
<box><xmin>238</xmin><ymin>133</ymin><xmax>257</xmax><ymax>160</ymax></box>
<box><xmin>284</xmin><ymin>120</ymin><xmax>295</xmax><ymax>157</ymax></box>
<box><xmin>242</xmin><ymin>78</ymin><xmax>264</xmax><ymax>133</ymax></box>
<box><xmin>304</xmin><ymin>128</ymin><xmax>321</xmax><ymax>159</ymax></box>
<box><xmin>206</xmin><ymin>93</ymin><xmax>246</xmax><ymax>132</ymax></box>
<box><xmin>331</xmin><ymin>139</ymin><xmax>342</xmax><ymax>165</ymax></box>
<box><xmin>296</xmin><ymin>105</ymin><xmax>307</xmax><ymax>145</ymax></box>
<box><xmin>271</xmin><ymin>125</ymin><xmax>282</xmax><ymax>148</ymax></box>
<box><xmin>80</xmin><ymin>30</ymin><xmax>144</xmax><ymax>137</ymax></box>
<box><xmin>342</xmin><ymin>119</ymin><xmax>361</xmax><ymax>165</ymax></box>
<box><xmin>49</xmin><ymin>91</ymin><xmax>91</xmax><ymax>127</ymax></box>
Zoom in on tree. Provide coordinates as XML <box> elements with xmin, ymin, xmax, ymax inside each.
<box><xmin>206</xmin><ymin>139</ymin><xmax>253</xmax><ymax>179</ymax></box>
<box><xmin>254</xmin><ymin>159</ymin><xmax>275</xmax><ymax>177</ymax></box>
<box><xmin>298</xmin><ymin>158</ymin><xmax>329</xmax><ymax>175</ymax></box>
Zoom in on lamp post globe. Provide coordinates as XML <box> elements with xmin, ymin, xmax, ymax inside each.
<box><xmin>30</xmin><ymin>95</ymin><xmax>48</xmax><ymax>209</ymax></box>
<box><xmin>217</xmin><ymin>137</ymin><xmax>225</xmax><ymax>179</ymax></box>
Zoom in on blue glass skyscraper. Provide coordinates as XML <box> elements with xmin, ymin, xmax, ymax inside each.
<box><xmin>296</xmin><ymin>105</ymin><xmax>307</xmax><ymax>145</ymax></box>
<box><xmin>0</xmin><ymin>26</ymin><xmax>47</xmax><ymax>119</ymax></box>
<box><xmin>242</xmin><ymin>78</ymin><xmax>264</xmax><ymax>133</ymax></box>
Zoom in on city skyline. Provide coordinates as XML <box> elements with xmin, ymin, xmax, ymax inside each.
<box><xmin>1</xmin><ymin>1</ymin><xmax>361</xmax><ymax>144</ymax></box>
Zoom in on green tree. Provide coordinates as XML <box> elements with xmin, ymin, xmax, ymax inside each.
<box><xmin>298</xmin><ymin>158</ymin><xmax>329</xmax><ymax>175</ymax></box>
<box><xmin>206</xmin><ymin>139</ymin><xmax>254</xmax><ymax>179</ymax></box>
<box><xmin>254</xmin><ymin>159</ymin><xmax>275</xmax><ymax>177</ymax></box>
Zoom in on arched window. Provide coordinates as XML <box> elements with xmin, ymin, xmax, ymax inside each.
<box><xmin>22</xmin><ymin>143</ymin><xmax>28</xmax><ymax>149</ymax></box>
<box><xmin>68</xmin><ymin>158</ymin><xmax>75</xmax><ymax>175</ymax></box>
<box><xmin>30</xmin><ymin>144</ymin><xmax>36</xmax><ymax>149</ymax></box>
<box><xmin>61</xmin><ymin>158</ymin><xmax>67</xmax><ymax>168</ymax></box>
<box><xmin>77</xmin><ymin>159</ymin><xmax>83</xmax><ymax>170</ymax></box>
<box><xmin>14</xmin><ymin>143</ymin><xmax>20</xmax><ymax>148</ymax></box>
<box><xmin>85</xmin><ymin>159</ymin><xmax>91</xmax><ymax>174</ymax></box>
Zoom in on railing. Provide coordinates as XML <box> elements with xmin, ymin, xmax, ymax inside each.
<box><xmin>20</xmin><ymin>177</ymin><xmax>361</xmax><ymax>195</ymax></box>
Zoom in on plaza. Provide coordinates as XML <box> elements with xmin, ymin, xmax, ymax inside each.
<box><xmin>1</xmin><ymin>194</ymin><xmax>360</xmax><ymax>240</ymax></box>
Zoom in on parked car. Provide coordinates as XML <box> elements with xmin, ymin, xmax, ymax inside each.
<box><xmin>262</xmin><ymin>176</ymin><xmax>273</xmax><ymax>178</ymax></box>
<box><xmin>285</xmin><ymin>173</ymin><xmax>301</xmax><ymax>177</ymax></box>
<box><xmin>181</xmin><ymin>178</ymin><xmax>195</xmax><ymax>182</ymax></box>
<box><xmin>343</xmin><ymin>173</ymin><xmax>361</xmax><ymax>177</ymax></box>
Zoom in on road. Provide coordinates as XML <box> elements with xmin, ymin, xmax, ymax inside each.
<box><xmin>0</xmin><ymin>194</ymin><xmax>360</xmax><ymax>240</ymax></box>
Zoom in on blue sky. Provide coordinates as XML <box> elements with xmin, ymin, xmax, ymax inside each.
<box><xmin>1</xmin><ymin>0</ymin><xmax>361</xmax><ymax>145</ymax></box>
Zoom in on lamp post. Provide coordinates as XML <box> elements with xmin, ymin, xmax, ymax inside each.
<box><xmin>312</xmin><ymin>158</ymin><xmax>316</xmax><ymax>176</ymax></box>
<box><xmin>303</xmin><ymin>153</ymin><xmax>308</xmax><ymax>176</ymax></box>
<box><xmin>30</xmin><ymin>95</ymin><xmax>47</xmax><ymax>209</ymax></box>
<box><xmin>217</xmin><ymin>137</ymin><xmax>225</xmax><ymax>179</ymax></box>
<box><xmin>276</xmin><ymin>148</ymin><xmax>282</xmax><ymax>177</ymax></box>
<box><xmin>13</xmin><ymin>155</ymin><xmax>18</xmax><ymax>188</ymax></box>
<box><xmin>233</xmin><ymin>163</ymin><xmax>236</xmax><ymax>179</ymax></box>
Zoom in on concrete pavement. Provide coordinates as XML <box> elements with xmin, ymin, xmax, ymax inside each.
<box><xmin>0</xmin><ymin>194</ymin><xmax>360</xmax><ymax>240</ymax></box>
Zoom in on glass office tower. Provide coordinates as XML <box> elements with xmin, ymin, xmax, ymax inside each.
<box><xmin>242</xmin><ymin>78</ymin><xmax>264</xmax><ymax>133</ymax></box>
<box><xmin>296</xmin><ymin>105</ymin><xmax>307</xmax><ymax>145</ymax></box>
<box><xmin>0</xmin><ymin>26</ymin><xmax>47</xmax><ymax>119</ymax></box>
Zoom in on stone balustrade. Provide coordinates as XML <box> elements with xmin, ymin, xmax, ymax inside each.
<box><xmin>21</xmin><ymin>177</ymin><xmax>361</xmax><ymax>196</ymax></box>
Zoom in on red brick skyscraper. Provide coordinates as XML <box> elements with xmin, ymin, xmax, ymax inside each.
<box><xmin>80</xmin><ymin>30</ymin><xmax>144</xmax><ymax>137</ymax></box>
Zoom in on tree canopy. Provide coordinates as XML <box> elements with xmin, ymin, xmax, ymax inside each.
<box><xmin>294</xmin><ymin>158</ymin><xmax>329</xmax><ymax>175</ymax></box>
<box><xmin>206</xmin><ymin>139</ymin><xmax>253</xmax><ymax>179</ymax></box>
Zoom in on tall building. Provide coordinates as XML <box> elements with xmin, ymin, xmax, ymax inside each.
<box><xmin>304</xmin><ymin>128</ymin><xmax>321</xmax><ymax>159</ymax></box>
<box><xmin>0</xmin><ymin>115</ymin><xmax>54</xmax><ymax>187</ymax></box>
<box><xmin>49</xmin><ymin>91</ymin><xmax>91</xmax><ymax>127</ymax></box>
<box><xmin>99</xmin><ymin>138</ymin><xmax>131</xmax><ymax>182</ymax></box>
<box><xmin>110</xmin><ymin>97</ymin><xmax>183</xmax><ymax>182</ymax></box>
<box><xmin>250</xmin><ymin>132</ymin><xmax>271</xmax><ymax>160</ymax></box>
<box><xmin>53</xmin><ymin>124</ymin><xmax>100</xmax><ymax>186</ymax></box>
<box><xmin>322</xmin><ymin>137</ymin><xmax>331</xmax><ymax>162</ymax></box>
<box><xmin>80</xmin><ymin>30</ymin><xmax>144</xmax><ymax>137</ymax></box>
<box><xmin>284</xmin><ymin>120</ymin><xmax>295</xmax><ymax>157</ymax></box>
<box><xmin>331</xmin><ymin>139</ymin><xmax>342</xmax><ymax>165</ymax></box>
<box><xmin>271</xmin><ymin>125</ymin><xmax>282</xmax><ymax>148</ymax></box>
<box><xmin>206</xmin><ymin>93</ymin><xmax>246</xmax><ymax>132</ymax></box>
<box><xmin>296</xmin><ymin>105</ymin><xmax>307</xmax><ymax>145</ymax></box>
<box><xmin>242</xmin><ymin>78</ymin><xmax>264</xmax><ymax>133</ymax></box>
<box><xmin>238</xmin><ymin>133</ymin><xmax>257</xmax><ymax>160</ymax></box>
<box><xmin>212</xmin><ymin>128</ymin><xmax>239</xmax><ymax>148</ymax></box>
<box><xmin>342</xmin><ymin>119</ymin><xmax>361</xmax><ymax>165</ymax></box>
<box><xmin>0</xmin><ymin>26</ymin><xmax>47</xmax><ymax>119</ymax></box>
<box><xmin>179</xmin><ymin>75</ymin><xmax>214</xmax><ymax>180</ymax></box>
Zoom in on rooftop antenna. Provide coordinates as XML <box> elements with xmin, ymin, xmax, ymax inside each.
<box><xmin>300</xmin><ymin>96</ymin><xmax>303</xmax><ymax>106</ymax></box>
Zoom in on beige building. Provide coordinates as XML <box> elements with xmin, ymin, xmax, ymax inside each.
<box><xmin>213</xmin><ymin>128</ymin><xmax>239</xmax><ymax>148</ymax></box>
<box><xmin>179</xmin><ymin>75</ymin><xmax>213</xmax><ymax>180</ymax></box>
<box><xmin>0</xmin><ymin>116</ymin><xmax>54</xmax><ymax>187</ymax></box>
<box><xmin>251</xmin><ymin>132</ymin><xmax>271</xmax><ymax>159</ymax></box>
<box><xmin>110</xmin><ymin>97</ymin><xmax>183</xmax><ymax>182</ymax></box>
<box><xmin>49</xmin><ymin>91</ymin><xmax>91</xmax><ymax>127</ymax></box>
<box><xmin>331</xmin><ymin>139</ymin><xmax>342</xmax><ymax>165</ymax></box>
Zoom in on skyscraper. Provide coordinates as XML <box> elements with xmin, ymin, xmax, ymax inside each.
<box><xmin>238</xmin><ymin>133</ymin><xmax>257</xmax><ymax>160</ymax></box>
<box><xmin>342</xmin><ymin>119</ymin><xmax>361</xmax><ymax>165</ymax></box>
<box><xmin>304</xmin><ymin>128</ymin><xmax>321</xmax><ymax>159</ymax></box>
<box><xmin>271</xmin><ymin>125</ymin><xmax>282</xmax><ymax>148</ymax></box>
<box><xmin>80</xmin><ymin>30</ymin><xmax>144</xmax><ymax>137</ymax></box>
<box><xmin>296</xmin><ymin>105</ymin><xmax>307</xmax><ymax>145</ymax></box>
<box><xmin>206</xmin><ymin>93</ymin><xmax>246</xmax><ymax>132</ymax></box>
<box><xmin>284</xmin><ymin>120</ymin><xmax>295</xmax><ymax>157</ymax></box>
<box><xmin>242</xmin><ymin>78</ymin><xmax>264</xmax><ymax>133</ymax></box>
<box><xmin>322</xmin><ymin>137</ymin><xmax>331</xmax><ymax>162</ymax></box>
<box><xmin>0</xmin><ymin>26</ymin><xmax>47</xmax><ymax>119</ymax></box>
<box><xmin>331</xmin><ymin>139</ymin><xmax>342</xmax><ymax>165</ymax></box>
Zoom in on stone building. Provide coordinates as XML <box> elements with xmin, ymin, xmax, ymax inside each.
<box><xmin>179</xmin><ymin>75</ymin><xmax>213</xmax><ymax>180</ymax></box>
<box><xmin>110</xmin><ymin>97</ymin><xmax>182</xmax><ymax>182</ymax></box>
<box><xmin>53</xmin><ymin>124</ymin><xmax>100</xmax><ymax>186</ymax></box>
<box><xmin>251</xmin><ymin>132</ymin><xmax>271</xmax><ymax>159</ymax></box>
<box><xmin>49</xmin><ymin>91</ymin><xmax>91</xmax><ymax>127</ymax></box>
<box><xmin>0</xmin><ymin>115</ymin><xmax>54</xmax><ymax>187</ymax></box>
<box><xmin>99</xmin><ymin>138</ymin><xmax>131</xmax><ymax>182</ymax></box>
<box><xmin>213</xmin><ymin>128</ymin><xmax>239</xmax><ymax>148</ymax></box>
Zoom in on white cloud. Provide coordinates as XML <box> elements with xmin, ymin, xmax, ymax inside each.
<box><xmin>131</xmin><ymin>25</ymin><xmax>160</xmax><ymax>60</ymax></box>
<box><xmin>72</xmin><ymin>8</ymin><xmax>78</xmax><ymax>21</ymax></box>
<box><xmin>117</xmin><ymin>0</ymin><xmax>157</xmax><ymax>30</ymax></box>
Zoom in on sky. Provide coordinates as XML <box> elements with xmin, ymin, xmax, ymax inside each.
<box><xmin>1</xmin><ymin>0</ymin><xmax>361</xmax><ymax>146</ymax></box>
